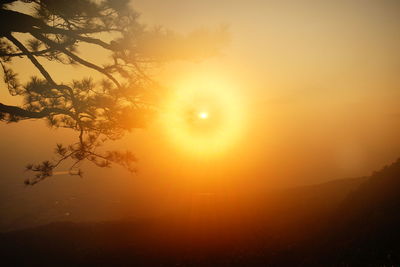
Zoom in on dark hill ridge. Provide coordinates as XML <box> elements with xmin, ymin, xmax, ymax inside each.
<box><xmin>1</xmin><ymin>160</ymin><xmax>399</xmax><ymax>266</ymax></box>
<box><xmin>302</xmin><ymin>158</ymin><xmax>400</xmax><ymax>266</ymax></box>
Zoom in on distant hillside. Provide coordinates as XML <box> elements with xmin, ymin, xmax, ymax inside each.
<box><xmin>301</xmin><ymin>158</ymin><xmax>400</xmax><ymax>266</ymax></box>
<box><xmin>2</xmin><ymin>161</ymin><xmax>400</xmax><ymax>266</ymax></box>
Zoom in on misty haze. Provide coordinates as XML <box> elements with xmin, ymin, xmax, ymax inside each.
<box><xmin>1</xmin><ymin>0</ymin><xmax>400</xmax><ymax>266</ymax></box>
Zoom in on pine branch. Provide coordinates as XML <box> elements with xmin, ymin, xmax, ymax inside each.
<box><xmin>0</xmin><ymin>102</ymin><xmax>73</xmax><ymax>119</ymax></box>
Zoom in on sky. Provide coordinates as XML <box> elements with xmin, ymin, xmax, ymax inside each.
<box><xmin>1</xmin><ymin>0</ymin><xmax>400</xmax><ymax>230</ymax></box>
<box><xmin>133</xmin><ymin>0</ymin><xmax>400</xmax><ymax>184</ymax></box>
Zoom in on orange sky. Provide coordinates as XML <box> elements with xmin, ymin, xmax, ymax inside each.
<box><xmin>133</xmin><ymin>0</ymin><xmax>400</xmax><ymax>186</ymax></box>
<box><xmin>1</xmin><ymin>0</ymin><xmax>400</xmax><ymax>227</ymax></box>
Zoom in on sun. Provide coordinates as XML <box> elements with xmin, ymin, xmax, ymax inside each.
<box><xmin>199</xmin><ymin>112</ymin><xmax>208</xmax><ymax>119</ymax></box>
<box><xmin>161</xmin><ymin>74</ymin><xmax>245</xmax><ymax>156</ymax></box>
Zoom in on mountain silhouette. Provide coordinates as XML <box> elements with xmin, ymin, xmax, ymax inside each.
<box><xmin>301</xmin><ymin>158</ymin><xmax>400</xmax><ymax>266</ymax></box>
<box><xmin>1</xmin><ymin>160</ymin><xmax>399</xmax><ymax>266</ymax></box>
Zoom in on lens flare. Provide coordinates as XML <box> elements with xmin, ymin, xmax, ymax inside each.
<box><xmin>199</xmin><ymin>112</ymin><xmax>208</xmax><ymax>119</ymax></box>
<box><xmin>161</xmin><ymin>75</ymin><xmax>245</xmax><ymax>156</ymax></box>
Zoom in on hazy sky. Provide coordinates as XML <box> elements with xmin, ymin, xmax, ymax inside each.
<box><xmin>1</xmin><ymin>0</ymin><xmax>400</xmax><ymax>229</ymax></box>
<box><xmin>133</xmin><ymin>0</ymin><xmax>400</xmax><ymax>184</ymax></box>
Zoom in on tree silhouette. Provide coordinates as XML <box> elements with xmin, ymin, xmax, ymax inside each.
<box><xmin>0</xmin><ymin>0</ymin><xmax>229</xmax><ymax>184</ymax></box>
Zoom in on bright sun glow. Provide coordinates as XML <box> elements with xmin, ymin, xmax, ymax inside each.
<box><xmin>199</xmin><ymin>112</ymin><xmax>208</xmax><ymax>119</ymax></box>
<box><xmin>161</xmin><ymin>73</ymin><xmax>245</xmax><ymax>156</ymax></box>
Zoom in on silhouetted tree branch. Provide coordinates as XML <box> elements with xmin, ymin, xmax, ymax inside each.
<box><xmin>0</xmin><ymin>102</ymin><xmax>73</xmax><ymax>118</ymax></box>
<box><xmin>0</xmin><ymin>0</ymin><xmax>229</xmax><ymax>184</ymax></box>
